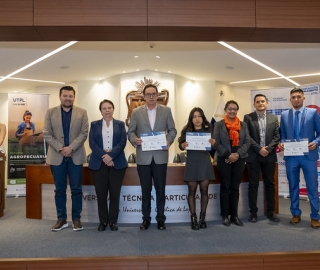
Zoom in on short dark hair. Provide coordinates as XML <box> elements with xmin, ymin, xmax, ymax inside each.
<box><xmin>23</xmin><ymin>110</ymin><xmax>32</xmax><ymax>120</ymax></box>
<box><xmin>59</xmin><ymin>86</ymin><xmax>75</xmax><ymax>96</ymax></box>
<box><xmin>290</xmin><ymin>87</ymin><xmax>304</xmax><ymax>95</ymax></box>
<box><xmin>254</xmin><ymin>94</ymin><xmax>267</xmax><ymax>103</ymax></box>
<box><xmin>224</xmin><ymin>100</ymin><xmax>239</xmax><ymax>111</ymax></box>
<box><xmin>99</xmin><ymin>99</ymin><xmax>114</xmax><ymax>111</ymax></box>
<box><xmin>143</xmin><ymin>84</ymin><xmax>158</xmax><ymax>95</ymax></box>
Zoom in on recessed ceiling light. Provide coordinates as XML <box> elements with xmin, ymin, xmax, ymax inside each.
<box><xmin>136</xmin><ymin>69</ymin><xmax>140</xmax><ymax>71</ymax></box>
<box><xmin>122</xmin><ymin>71</ymin><xmax>126</xmax><ymax>73</ymax></box>
<box><xmin>168</xmin><ymin>70</ymin><xmax>172</xmax><ymax>73</ymax></box>
<box><xmin>154</xmin><ymin>69</ymin><xmax>158</xmax><ymax>71</ymax></box>
<box><xmin>134</xmin><ymin>56</ymin><xmax>139</xmax><ymax>58</ymax></box>
<box><xmin>156</xmin><ymin>56</ymin><xmax>160</xmax><ymax>59</ymax></box>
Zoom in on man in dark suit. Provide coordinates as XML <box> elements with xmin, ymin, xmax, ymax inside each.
<box><xmin>244</xmin><ymin>94</ymin><xmax>280</xmax><ymax>223</ymax></box>
<box><xmin>279</xmin><ymin>87</ymin><xmax>320</xmax><ymax>229</ymax></box>
<box><xmin>127</xmin><ymin>84</ymin><xmax>177</xmax><ymax>230</ymax></box>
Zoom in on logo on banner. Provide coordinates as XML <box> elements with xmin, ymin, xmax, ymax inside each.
<box><xmin>11</xmin><ymin>97</ymin><xmax>27</xmax><ymax>105</ymax></box>
<box><xmin>302</xmin><ymin>85</ymin><xmax>319</xmax><ymax>94</ymax></box>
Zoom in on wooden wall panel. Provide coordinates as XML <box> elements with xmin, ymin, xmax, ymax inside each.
<box><xmin>0</xmin><ymin>0</ymin><xmax>33</xmax><ymax>26</ymax></box>
<box><xmin>33</xmin><ymin>0</ymin><xmax>147</xmax><ymax>26</ymax></box>
<box><xmin>1</xmin><ymin>1</ymin><xmax>320</xmax><ymax>42</ymax></box>
<box><xmin>264</xmin><ymin>252</ymin><xmax>320</xmax><ymax>270</ymax></box>
<box><xmin>148</xmin><ymin>0</ymin><xmax>255</xmax><ymax>27</ymax></box>
<box><xmin>250</xmin><ymin>28</ymin><xmax>320</xmax><ymax>43</ymax></box>
<box><xmin>0</xmin><ymin>26</ymin><xmax>43</xmax><ymax>41</ymax></box>
<box><xmin>256</xmin><ymin>0</ymin><xmax>320</xmax><ymax>28</ymax></box>
<box><xmin>148</xmin><ymin>0</ymin><xmax>255</xmax><ymax>41</ymax></box>
<box><xmin>3</xmin><ymin>252</ymin><xmax>320</xmax><ymax>270</ymax></box>
<box><xmin>147</xmin><ymin>26</ymin><xmax>255</xmax><ymax>41</ymax></box>
<box><xmin>34</xmin><ymin>26</ymin><xmax>147</xmax><ymax>41</ymax></box>
<box><xmin>27</xmin><ymin>260</ymin><xmax>148</xmax><ymax>270</ymax></box>
<box><xmin>149</xmin><ymin>257</ymin><xmax>263</xmax><ymax>270</ymax></box>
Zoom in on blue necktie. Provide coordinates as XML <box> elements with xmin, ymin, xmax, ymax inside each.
<box><xmin>294</xmin><ymin>111</ymin><xmax>300</xmax><ymax>140</ymax></box>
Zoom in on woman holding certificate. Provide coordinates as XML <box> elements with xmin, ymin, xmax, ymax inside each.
<box><xmin>178</xmin><ymin>107</ymin><xmax>215</xmax><ymax>230</ymax></box>
<box><xmin>88</xmin><ymin>99</ymin><xmax>128</xmax><ymax>231</ymax></box>
<box><xmin>213</xmin><ymin>100</ymin><xmax>250</xmax><ymax>227</ymax></box>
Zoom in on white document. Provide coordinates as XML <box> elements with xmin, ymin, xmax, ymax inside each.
<box><xmin>284</xmin><ymin>139</ymin><xmax>309</xmax><ymax>156</ymax></box>
<box><xmin>186</xmin><ymin>132</ymin><xmax>211</xmax><ymax>151</ymax></box>
<box><xmin>141</xmin><ymin>131</ymin><xmax>167</xmax><ymax>151</ymax></box>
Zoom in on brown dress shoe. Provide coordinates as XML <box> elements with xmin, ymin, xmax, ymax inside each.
<box><xmin>290</xmin><ymin>215</ymin><xmax>301</xmax><ymax>225</ymax></box>
<box><xmin>311</xmin><ymin>219</ymin><xmax>320</xmax><ymax>229</ymax></box>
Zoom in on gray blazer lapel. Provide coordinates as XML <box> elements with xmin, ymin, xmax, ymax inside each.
<box><xmin>154</xmin><ymin>105</ymin><xmax>163</xmax><ymax>131</ymax></box>
<box><xmin>141</xmin><ymin>105</ymin><xmax>152</xmax><ymax>130</ymax></box>
<box><xmin>221</xmin><ymin>121</ymin><xmax>229</xmax><ymax>136</ymax></box>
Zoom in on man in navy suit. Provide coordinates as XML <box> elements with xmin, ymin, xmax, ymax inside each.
<box><xmin>244</xmin><ymin>94</ymin><xmax>280</xmax><ymax>223</ymax></box>
<box><xmin>279</xmin><ymin>87</ymin><xmax>320</xmax><ymax>229</ymax></box>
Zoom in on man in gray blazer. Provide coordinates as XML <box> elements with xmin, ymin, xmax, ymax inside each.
<box><xmin>244</xmin><ymin>94</ymin><xmax>280</xmax><ymax>223</ymax></box>
<box><xmin>127</xmin><ymin>84</ymin><xmax>177</xmax><ymax>230</ymax></box>
<box><xmin>44</xmin><ymin>86</ymin><xmax>88</xmax><ymax>232</ymax></box>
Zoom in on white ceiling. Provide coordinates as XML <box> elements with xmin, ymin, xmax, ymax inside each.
<box><xmin>1</xmin><ymin>41</ymin><xmax>320</xmax><ymax>93</ymax></box>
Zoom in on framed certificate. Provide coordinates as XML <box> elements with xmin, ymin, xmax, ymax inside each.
<box><xmin>186</xmin><ymin>132</ymin><xmax>211</xmax><ymax>151</ymax></box>
<box><xmin>141</xmin><ymin>131</ymin><xmax>167</xmax><ymax>151</ymax></box>
<box><xmin>283</xmin><ymin>138</ymin><xmax>309</xmax><ymax>156</ymax></box>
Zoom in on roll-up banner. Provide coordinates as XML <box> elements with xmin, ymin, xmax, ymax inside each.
<box><xmin>7</xmin><ymin>94</ymin><xmax>49</xmax><ymax>196</ymax></box>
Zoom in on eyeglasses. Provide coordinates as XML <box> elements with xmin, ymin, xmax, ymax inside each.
<box><xmin>227</xmin><ymin>107</ymin><xmax>238</xmax><ymax>112</ymax></box>
<box><xmin>144</xmin><ymin>93</ymin><xmax>157</xmax><ymax>98</ymax></box>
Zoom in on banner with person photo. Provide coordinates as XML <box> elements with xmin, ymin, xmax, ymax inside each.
<box><xmin>251</xmin><ymin>84</ymin><xmax>320</xmax><ymax>197</ymax></box>
<box><xmin>7</xmin><ymin>94</ymin><xmax>49</xmax><ymax>196</ymax></box>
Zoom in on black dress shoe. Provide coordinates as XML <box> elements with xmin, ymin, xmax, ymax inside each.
<box><xmin>249</xmin><ymin>213</ymin><xmax>258</xmax><ymax>223</ymax></box>
<box><xmin>140</xmin><ymin>220</ymin><xmax>150</xmax><ymax>230</ymax></box>
<box><xmin>109</xmin><ymin>222</ymin><xmax>118</xmax><ymax>231</ymax></box>
<box><xmin>230</xmin><ymin>217</ymin><xmax>244</xmax><ymax>226</ymax></box>
<box><xmin>98</xmin><ymin>223</ymin><xmax>107</xmax><ymax>231</ymax></box>
<box><xmin>157</xmin><ymin>221</ymin><xmax>166</xmax><ymax>230</ymax></box>
<box><xmin>267</xmin><ymin>213</ymin><xmax>280</xmax><ymax>222</ymax></box>
<box><xmin>222</xmin><ymin>216</ymin><xmax>230</xmax><ymax>227</ymax></box>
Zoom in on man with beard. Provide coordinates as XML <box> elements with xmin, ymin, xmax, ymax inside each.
<box><xmin>44</xmin><ymin>86</ymin><xmax>88</xmax><ymax>232</ymax></box>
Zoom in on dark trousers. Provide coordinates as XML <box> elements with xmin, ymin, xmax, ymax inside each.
<box><xmin>91</xmin><ymin>162</ymin><xmax>126</xmax><ymax>224</ymax></box>
<box><xmin>217</xmin><ymin>156</ymin><xmax>245</xmax><ymax>217</ymax></box>
<box><xmin>247</xmin><ymin>159</ymin><xmax>276</xmax><ymax>215</ymax></box>
<box><xmin>137</xmin><ymin>160</ymin><xmax>167</xmax><ymax>222</ymax></box>
<box><xmin>50</xmin><ymin>158</ymin><xmax>83</xmax><ymax>220</ymax></box>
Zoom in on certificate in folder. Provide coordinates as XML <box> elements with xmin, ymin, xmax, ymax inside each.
<box><xmin>283</xmin><ymin>138</ymin><xmax>309</xmax><ymax>156</ymax></box>
<box><xmin>186</xmin><ymin>132</ymin><xmax>211</xmax><ymax>151</ymax></box>
<box><xmin>141</xmin><ymin>131</ymin><xmax>167</xmax><ymax>151</ymax></box>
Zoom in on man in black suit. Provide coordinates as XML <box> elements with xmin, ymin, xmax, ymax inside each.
<box><xmin>244</xmin><ymin>94</ymin><xmax>280</xmax><ymax>223</ymax></box>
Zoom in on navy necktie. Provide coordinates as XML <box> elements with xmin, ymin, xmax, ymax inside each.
<box><xmin>294</xmin><ymin>111</ymin><xmax>300</xmax><ymax>140</ymax></box>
